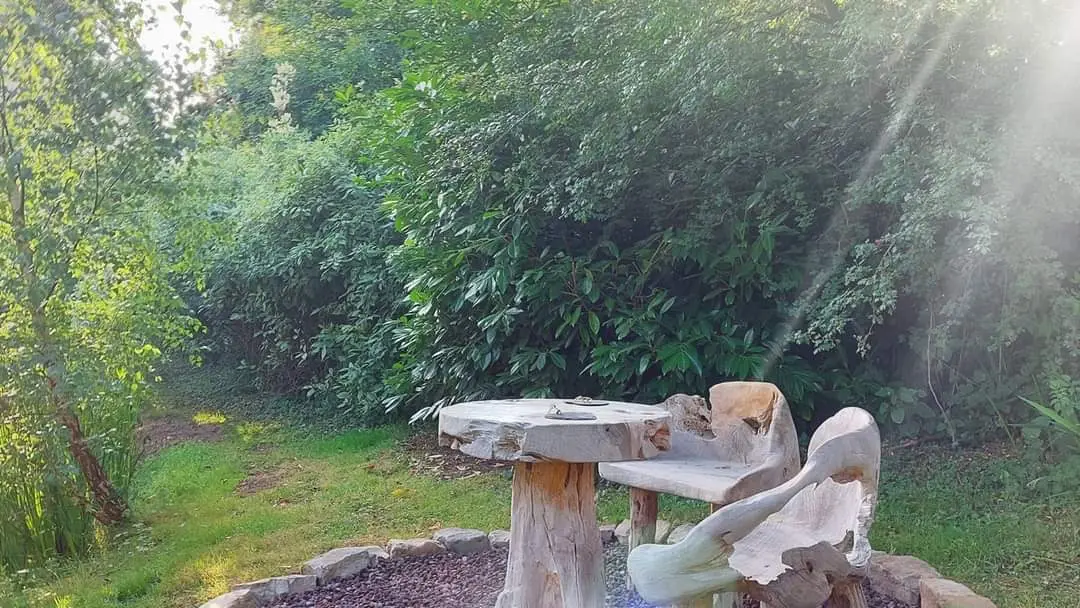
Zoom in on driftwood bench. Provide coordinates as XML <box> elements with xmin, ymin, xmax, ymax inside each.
<box><xmin>598</xmin><ymin>382</ymin><xmax>801</xmax><ymax>606</ymax></box>
<box><xmin>627</xmin><ymin>407</ymin><xmax>882</xmax><ymax>608</ymax></box>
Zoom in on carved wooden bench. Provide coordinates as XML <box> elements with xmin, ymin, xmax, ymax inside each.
<box><xmin>598</xmin><ymin>381</ymin><xmax>801</xmax><ymax>605</ymax></box>
<box><xmin>627</xmin><ymin>407</ymin><xmax>882</xmax><ymax>608</ymax></box>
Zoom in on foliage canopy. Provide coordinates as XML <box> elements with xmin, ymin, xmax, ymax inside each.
<box><xmin>181</xmin><ymin>0</ymin><xmax>1080</xmax><ymax>446</ymax></box>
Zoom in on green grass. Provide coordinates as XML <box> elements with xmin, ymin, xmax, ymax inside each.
<box><xmin>872</xmin><ymin>448</ymin><xmax>1080</xmax><ymax>607</ymax></box>
<box><xmin>5</xmin><ymin>422</ymin><xmax>513</xmax><ymax>608</ymax></box>
<box><xmin>3</xmin><ymin>366</ymin><xmax>1077</xmax><ymax>607</ymax></box>
<box><xmin>0</xmin><ymin>367</ymin><xmax>514</xmax><ymax>608</ymax></box>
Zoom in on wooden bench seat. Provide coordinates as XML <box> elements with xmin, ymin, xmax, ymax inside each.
<box><xmin>627</xmin><ymin>407</ymin><xmax>882</xmax><ymax>608</ymax></box>
<box><xmin>598</xmin><ymin>437</ymin><xmax>763</xmax><ymax>504</ymax></box>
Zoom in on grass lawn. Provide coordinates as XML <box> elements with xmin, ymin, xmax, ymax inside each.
<box><xmin>874</xmin><ymin>447</ymin><xmax>1080</xmax><ymax>606</ymax></box>
<box><xmin>2</xmin><ymin>367</ymin><xmax>1077</xmax><ymax>607</ymax></box>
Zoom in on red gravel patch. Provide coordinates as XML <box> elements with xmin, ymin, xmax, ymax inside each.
<box><xmin>263</xmin><ymin>541</ymin><xmax>914</xmax><ymax>608</ymax></box>
<box><xmin>265</xmin><ymin>548</ymin><xmax>507</xmax><ymax>608</ymax></box>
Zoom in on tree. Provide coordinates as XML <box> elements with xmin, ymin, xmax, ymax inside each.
<box><xmin>354</xmin><ymin>0</ymin><xmax>1080</xmax><ymax>439</ymax></box>
<box><xmin>217</xmin><ymin>0</ymin><xmax>402</xmax><ymax>136</ymax></box>
<box><xmin>0</xmin><ymin>0</ymin><xmax>194</xmax><ymax>550</ymax></box>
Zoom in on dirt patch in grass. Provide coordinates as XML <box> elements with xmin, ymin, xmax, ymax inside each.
<box><xmin>400</xmin><ymin>430</ymin><xmax>510</xmax><ymax>480</ymax></box>
<box><xmin>249</xmin><ymin>442</ymin><xmax>276</xmax><ymax>454</ymax></box>
<box><xmin>138</xmin><ymin>417</ymin><xmax>225</xmax><ymax>457</ymax></box>
<box><xmin>235</xmin><ymin>469</ymin><xmax>285</xmax><ymax>496</ymax></box>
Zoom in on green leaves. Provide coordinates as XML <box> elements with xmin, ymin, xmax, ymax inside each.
<box><xmin>187</xmin><ymin>126</ymin><xmax>403</xmax><ymax>409</ymax></box>
<box><xmin>184</xmin><ymin>0</ymin><xmax>1080</xmax><ymax>456</ymax></box>
<box><xmin>355</xmin><ymin>0</ymin><xmax>851</xmax><ymax>419</ymax></box>
<box><xmin>0</xmin><ymin>0</ymin><xmax>196</xmax><ymax>568</ymax></box>
<box><xmin>658</xmin><ymin>342</ymin><xmax>703</xmax><ymax>375</ymax></box>
<box><xmin>580</xmin><ymin>270</ymin><xmax>594</xmax><ymax>300</ymax></box>
<box><xmin>1022</xmin><ymin>397</ymin><xmax>1080</xmax><ymax>440</ymax></box>
<box><xmin>587</xmin><ymin>311</ymin><xmax>600</xmax><ymax>336</ymax></box>
<box><xmin>890</xmin><ymin>407</ymin><xmax>906</xmax><ymax>425</ymax></box>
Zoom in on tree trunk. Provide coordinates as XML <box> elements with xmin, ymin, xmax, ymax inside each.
<box><xmin>57</xmin><ymin>408</ymin><xmax>128</xmax><ymax>524</ymax></box>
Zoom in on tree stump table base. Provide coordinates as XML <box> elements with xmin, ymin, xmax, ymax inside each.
<box><xmin>496</xmin><ymin>462</ymin><xmax>604</xmax><ymax>608</ymax></box>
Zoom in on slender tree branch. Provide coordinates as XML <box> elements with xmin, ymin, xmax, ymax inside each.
<box><xmin>0</xmin><ymin>24</ymin><xmax>25</xmax><ymax>72</ymax></box>
<box><xmin>0</xmin><ymin>68</ymin><xmax>20</xmax><ymax>161</ymax></box>
<box><xmin>42</xmin><ymin>156</ymin><xmax>134</xmax><ymax>315</ymax></box>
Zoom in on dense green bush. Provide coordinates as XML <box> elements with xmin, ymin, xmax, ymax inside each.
<box><xmin>355</xmin><ymin>1</ymin><xmax>853</xmax><ymax>421</ymax></box>
<box><xmin>190</xmin><ymin>0</ymin><xmax>1080</xmax><ymax>443</ymax></box>
<box><xmin>357</xmin><ymin>0</ymin><xmax>1080</xmax><ymax>435</ymax></box>
<box><xmin>170</xmin><ymin>124</ymin><xmax>403</xmax><ymax>422</ymax></box>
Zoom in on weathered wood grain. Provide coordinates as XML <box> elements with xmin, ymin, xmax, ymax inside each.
<box><xmin>600</xmin><ymin>383</ymin><xmax>800</xmax><ymax>506</ymax></box>
<box><xmin>626</xmin><ymin>407</ymin><xmax>881</xmax><ymax>608</ymax></box>
<box><xmin>439</xmin><ymin>399</ymin><xmax>671</xmax><ymax>463</ymax></box>
<box><xmin>627</xmin><ymin>487</ymin><xmax>658</xmax><ymax>590</ymax></box>
<box><xmin>495</xmin><ymin>461</ymin><xmax>604</xmax><ymax>608</ymax></box>
<box><xmin>440</xmin><ymin>398</ymin><xmax>672</xmax><ymax>608</ymax></box>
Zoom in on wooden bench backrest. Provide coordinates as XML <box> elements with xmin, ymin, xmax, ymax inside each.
<box><xmin>708</xmin><ymin>381</ymin><xmax>799</xmax><ymax>470</ymax></box>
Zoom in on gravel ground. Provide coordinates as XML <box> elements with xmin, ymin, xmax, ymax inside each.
<box><xmin>603</xmin><ymin>543</ymin><xmax>911</xmax><ymax>608</ymax></box>
<box><xmin>265</xmin><ymin>549</ymin><xmax>507</xmax><ymax>608</ymax></box>
<box><xmin>267</xmin><ymin>541</ymin><xmax>913</xmax><ymax>608</ymax></box>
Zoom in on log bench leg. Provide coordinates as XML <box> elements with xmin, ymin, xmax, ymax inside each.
<box><xmin>714</xmin><ymin>591</ymin><xmax>740</xmax><ymax>608</ymax></box>
<box><xmin>496</xmin><ymin>462</ymin><xmax>604</xmax><ymax>608</ymax></box>
<box><xmin>675</xmin><ymin>595</ymin><xmax>714</xmax><ymax>608</ymax></box>
<box><xmin>627</xmin><ymin>487</ymin><xmax>658</xmax><ymax>590</ymax></box>
<box><xmin>825</xmin><ymin>582</ymin><xmax>868</xmax><ymax>608</ymax></box>
<box><xmin>630</xmin><ymin>487</ymin><xmax>659</xmax><ymax>548</ymax></box>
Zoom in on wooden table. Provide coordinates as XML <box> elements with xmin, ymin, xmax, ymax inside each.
<box><xmin>439</xmin><ymin>399</ymin><xmax>671</xmax><ymax>608</ymax></box>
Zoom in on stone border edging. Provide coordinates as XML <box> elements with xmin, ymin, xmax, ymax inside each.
<box><xmin>197</xmin><ymin>527</ymin><xmax>503</xmax><ymax>608</ymax></box>
<box><xmin>198</xmin><ymin>524</ymin><xmax>998</xmax><ymax>608</ymax></box>
<box><xmin>868</xmin><ymin>550</ymin><xmax>997</xmax><ymax>608</ymax></box>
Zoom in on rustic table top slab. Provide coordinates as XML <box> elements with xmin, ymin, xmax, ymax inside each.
<box><xmin>438</xmin><ymin>398</ymin><xmax>672</xmax><ymax>463</ymax></box>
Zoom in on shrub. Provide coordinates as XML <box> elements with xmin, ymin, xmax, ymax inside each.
<box><xmin>193</xmin><ymin>0</ymin><xmax>1080</xmax><ymax>441</ymax></box>
<box><xmin>179</xmin><ymin>125</ymin><xmax>403</xmax><ymax>422</ymax></box>
<box><xmin>357</xmin><ymin>0</ymin><xmax>1080</xmax><ymax>437</ymax></box>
